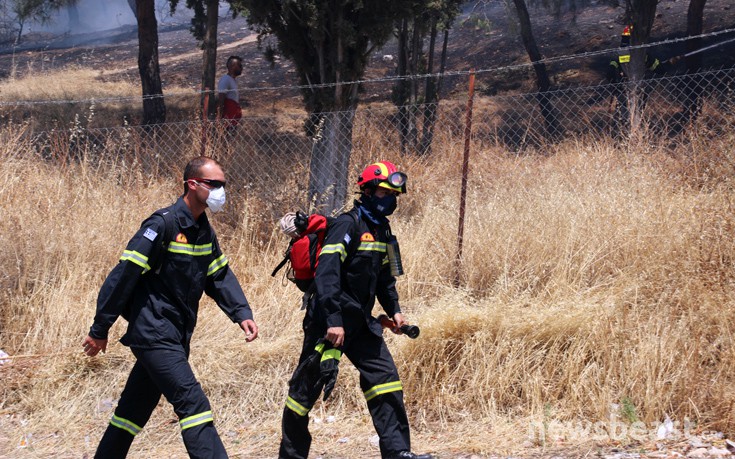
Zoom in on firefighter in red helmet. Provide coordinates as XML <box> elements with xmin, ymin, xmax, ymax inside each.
<box><xmin>606</xmin><ymin>25</ymin><xmax>667</xmax><ymax>132</ymax></box>
<box><xmin>278</xmin><ymin>161</ymin><xmax>432</xmax><ymax>459</ymax></box>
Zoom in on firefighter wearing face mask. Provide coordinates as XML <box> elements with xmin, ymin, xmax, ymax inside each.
<box><xmin>83</xmin><ymin>156</ymin><xmax>259</xmax><ymax>459</ymax></box>
<box><xmin>278</xmin><ymin>161</ymin><xmax>432</xmax><ymax>459</ymax></box>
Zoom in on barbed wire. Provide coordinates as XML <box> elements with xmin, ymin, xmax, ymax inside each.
<box><xmin>0</xmin><ymin>27</ymin><xmax>733</xmax><ymax>108</ymax></box>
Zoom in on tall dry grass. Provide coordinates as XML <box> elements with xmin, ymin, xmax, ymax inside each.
<box><xmin>0</xmin><ymin>67</ymin><xmax>198</xmax><ymax>128</ymax></box>
<box><xmin>1</xmin><ymin>124</ymin><xmax>735</xmax><ymax>458</ymax></box>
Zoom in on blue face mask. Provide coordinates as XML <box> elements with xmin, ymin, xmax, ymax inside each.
<box><xmin>366</xmin><ymin>193</ymin><xmax>397</xmax><ymax>216</ymax></box>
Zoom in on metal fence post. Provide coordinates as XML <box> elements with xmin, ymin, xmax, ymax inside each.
<box><xmin>455</xmin><ymin>70</ymin><xmax>475</xmax><ymax>288</ymax></box>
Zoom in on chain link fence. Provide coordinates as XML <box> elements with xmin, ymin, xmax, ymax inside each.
<box><xmin>3</xmin><ymin>66</ymin><xmax>734</xmax><ymax>220</ymax></box>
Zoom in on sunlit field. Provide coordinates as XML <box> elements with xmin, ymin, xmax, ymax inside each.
<box><xmin>2</xmin><ymin>107</ymin><xmax>735</xmax><ymax>458</ymax></box>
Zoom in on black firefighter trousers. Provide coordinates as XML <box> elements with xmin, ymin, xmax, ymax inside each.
<box><xmin>279</xmin><ymin>322</ymin><xmax>411</xmax><ymax>459</ymax></box>
<box><xmin>94</xmin><ymin>347</ymin><xmax>227</xmax><ymax>459</ymax></box>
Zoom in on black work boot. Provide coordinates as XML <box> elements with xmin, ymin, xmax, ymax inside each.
<box><xmin>387</xmin><ymin>451</ymin><xmax>434</xmax><ymax>459</ymax></box>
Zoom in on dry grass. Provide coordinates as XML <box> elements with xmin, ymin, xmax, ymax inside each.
<box><xmin>0</xmin><ymin>68</ymin><xmax>140</xmax><ymax>103</ymax></box>
<box><xmin>1</xmin><ymin>124</ymin><xmax>735</xmax><ymax>458</ymax></box>
<box><xmin>0</xmin><ymin>67</ymin><xmax>197</xmax><ymax>128</ymax></box>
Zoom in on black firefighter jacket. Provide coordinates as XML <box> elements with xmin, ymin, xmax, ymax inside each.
<box><xmin>314</xmin><ymin>205</ymin><xmax>401</xmax><ymax>337</ymax></box>
<box><xmin>88</xmin><ymin>197</ymin><xmax>253</xmax><ymax>350</ymax></box>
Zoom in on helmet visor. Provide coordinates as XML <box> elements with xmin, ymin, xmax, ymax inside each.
<box><xmin>379</xmin><ymin>172</ymin><xmax>407</xmax><ymax>193</ymax></box>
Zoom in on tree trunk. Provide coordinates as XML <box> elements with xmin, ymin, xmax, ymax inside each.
<box><xmin>512</xmin><ymin>0</ymin><xmax>558</xmax><ymax>138</ymax></box>
<box><xmin>16</xmin><ymin>20</ymin><xmax>24</xmax><ymax>44</ymax></box>
<box><xmin>396</xmin><ymin>18</ymin><xmax>410</xmax><ymax>155</ymax></box>
<box><xmin>137</xmin><ymin>0</ymin><xmax>166</xmax><ymax>125</ymax></box>
<box><xmin>626</xmin><ymin>0</ymin><xmax>658</xmax><ymax>135</ymax></box>
<box><xmin>683</xmin><ymin>0</ymin><xmax>706</xmax><ymax>124</ymax></box>
<box><xmin>308</xmin><ymin>111</ymin><xmax>355</xmax><ymax>214</ymax></box>
<box><xmin>420</xmin><ymin>16</ymin><xmax>439</xmax><ymax>155</ymax></box>
<box><xmin>406</xmin><ymin>21</ymin><xmax>421</xmax><ymax>149</ymax></box>
<box><xmin>437</xmin><ymin>28</ymin><xmax>449</xmax><ymax>95</ymax></box>
<box><xmin>202</xmin><ymin>0</ymin><xmax>219</xmax><ymax>119</ymax></box>
<box><xmin>307</xmin><ymin>3</ymin><xmax>354</xmax><ymax>215</ymax></box>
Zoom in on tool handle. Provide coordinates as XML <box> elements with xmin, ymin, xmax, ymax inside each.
<box><xmin>377</xmin><ymin>314</ymin><xmax>420</xmax><ymax>339</ymax></box>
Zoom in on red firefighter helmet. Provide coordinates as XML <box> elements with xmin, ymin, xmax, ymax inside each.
<box><xmin>620</xmin><ymin>25</ymin><xmax>632</xmax><ymax>47</ymax></box>
<box><xmin>357</xmin><ymin>160</ymin><xmax>407</xmax><ymax>194</ymax></box>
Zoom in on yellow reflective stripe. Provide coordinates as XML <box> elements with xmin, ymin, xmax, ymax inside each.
<box><xmin>320</xmin><ymin>348</ymin><xmax>342</xmax><ymax>362</ymax></box>
<box><xmin>168</xmin><ymin>242</ymin><xmax>213</xmax><ymax>256</ymax></box>
<box><xmin>619</xmin><ymin>54</ymin><xmax>631</xmax><ymax>63</ymax></box>
<box><xmin>110</xmin><ymin>414</ymin><xmax>142</xmax><ymax>436</ymax></box>
<box><xmin>610</xmin><ymin>60</ymin><xmax>619</xmax><ymax>68</ymax></box>
<box><xmin>315</xmin><ymin>343</ymin><xmax>326</xmax><ymax>354</ymax></box>
<box><xmin>120</xmin><ymin>250</ymin><xmax>151</xmax><ymax>273</ymax></box>
<box><xmin>320</xmin><ymin>243</ymin><xmax>347</xmax><ymax>262</ymax></box>
<box><xmin>286</xmin><ymin>396</ymin><xmax>310</xmax><ymax>416</ymax></box>
<box><xmin>179</xmin><ymin>410</ymin><xmax>213</xmax><ymax>430</ymax></box>
<box><xmin>382</xmin><ymin>257</ymin><xmax>390</xmax><ymax>265</ymax></box>
<box><xmin>650</xmin><ymin>58</ymin><xmax>660</xmax><ymax>71</ymax></box>
<box><xmin>207</xmin><ymin>254</ymin><xmax>228</xmax><ymax>276</ymax></box>
<box><xmin>364</xmin><ymin>381</ymin><xmax>403</xmax><ymax>402</ymax></box>
<box><xmin>358</xmin><ymin>241</ymin><xmax>387</xmax><ymax>252</ymax></box>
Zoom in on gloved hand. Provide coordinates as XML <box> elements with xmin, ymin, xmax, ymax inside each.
<box><xmin>316</xmin><ymin>346</ymin><xmax>341</xmax><ymax>401</ymax></box>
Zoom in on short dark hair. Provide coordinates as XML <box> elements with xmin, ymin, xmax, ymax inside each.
<box><xmin>226</xmin><ymin>55</ymin><xmax>242</xmax><ymax>68</ymax></box>
<box><xmin>183</xmin><ymin>156</ymin><xmax>221</xmax><ymax>195</ymax></box>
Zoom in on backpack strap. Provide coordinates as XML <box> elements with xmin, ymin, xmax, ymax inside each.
<box><xmin>342</xmin><ymin>209</ymin><xmax>361</xmax><ymax>261</ymax></box>
<box><xmin>150</xmin><ymin>207</ymin><xmax>176</xmax><ymax>275</ymax></box>
<box><xmin>271</xmin><ymin>239</ymin><xmax>295</xmax><ymax>277</ymax></box>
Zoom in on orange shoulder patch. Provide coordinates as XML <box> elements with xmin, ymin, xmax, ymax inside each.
<box><xmin>360</xmin><ymin>232</ymin><xmax>375</xmax><ymax>242</ymax></box>
<box><xmin>175</xmin><ymin>233</ymin><xmax>188</xmax><ymax>243</ymax></box>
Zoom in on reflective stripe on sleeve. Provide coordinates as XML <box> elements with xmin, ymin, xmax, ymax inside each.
<box><xmin>364</xmin><ymin>381</ymin><xmax>403</xmax><ymax>402</ymax></box>
<box><xmin>320</xmin><ymin>243</ymin><xmax>348</xmax><ymax>262</ymax></box>
<box><xmin>110</xmin><ymin>414</ymin><xmax>142</xmax><ymax>436</ymax></box>
<box><xmin>207</xmin><ymin>254</ymin><xmax>228</xmax><ymax>276</ymax></box>
<box><xmin>286</xmin><ymin>396</ymin><xmax>310</xmax><ymax>416</ymax></box>
<box><xmin>120</xmin><ymin>250</ymin><xmax>151</xmax><ymax>273</ymax></box>
<box><xmin>179</xmin><ymin>410</ymin><xmax>214</xmax><ymax>430</ymax></box>
<box><xmin>619</xmin><ymin>54</ymin><xmax>631</xmax><ymax>63</ymax></box>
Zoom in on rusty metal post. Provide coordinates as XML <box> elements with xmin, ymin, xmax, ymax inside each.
<box><xmin>454</xmin><ymin>70</ymin><xmax>475</xmax><ymax>288</ymax></box>
<box><xmin>201</xmin><ymin>87</ymin><xmax>209</xmax><ymax>156</ymax></box>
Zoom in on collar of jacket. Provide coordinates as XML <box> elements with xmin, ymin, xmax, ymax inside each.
<box><xmin>174</xmin><ymin>196</ymin><xmax>208</xmax><ymax>230</ymax></box>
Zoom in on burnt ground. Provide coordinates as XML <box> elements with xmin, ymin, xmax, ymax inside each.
<box><xmin>0</xmin><ymin>0</ymin><xmax>734</xmax><ymax>113</ymax></box>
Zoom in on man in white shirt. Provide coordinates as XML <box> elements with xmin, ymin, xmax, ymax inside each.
<box><xmin>217</xmin><ymin>55</ymin><xmax>243</xmax><ymax>126</ymax></box>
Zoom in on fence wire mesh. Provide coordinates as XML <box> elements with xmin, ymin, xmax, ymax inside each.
<box><xmin>3</xmin><ymin>66</ymin><xmax>734</xmax><ymax>219</ymax></box>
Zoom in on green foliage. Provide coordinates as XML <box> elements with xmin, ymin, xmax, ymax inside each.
<box><xmin>8</xmin><ymin>0</ymin><xmax>70</xmax><ymax>43</ymax></box>
<box><xmin>620</xmin><ymin>396</ymin><xmax>639</xmax><ymax>423</ymax></box>
<box><xmin>167</xmin><ymin>0</ymin><xmax>242</xmax><ymax>42</ymax></box>
<box><xmin>10</xmin><ymin>0</ymin><xmax>53</xmax><ymax>24</ymax></box>
<box><xmin>233</xmin><ymin>0</ymin><xmax>409</xmax><ymax>112</ymax></box>
<box><xmin>460</xmin><ymin>15</ymin><xmax>492</xmax><ymax>32</ymax></box>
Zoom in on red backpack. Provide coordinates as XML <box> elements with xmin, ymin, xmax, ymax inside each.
<box><xmin>271</xmin><ymin>211</ymin><xmax>357</xmax><ymax>293</ymax></box>
<box><xmin>272</xmin><ymin>213</ymin><xmax>331</xmax><ymax>292</ymax></box>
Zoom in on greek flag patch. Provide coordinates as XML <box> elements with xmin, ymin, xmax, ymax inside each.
<box><xmin>343</xmin><ymin>234</ymin><xmax>351</xmax><ymax>245</ymax></box>
<box><xmin>143</xmin><ymin>228</ymin><xmax>158</xmax><ymax>242</ymax></box>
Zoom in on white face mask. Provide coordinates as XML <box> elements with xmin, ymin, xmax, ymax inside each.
<box><xmin>206</xmin><ymin>186</ymin><xmax>226</xmax><ymax>213</ymax></box>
